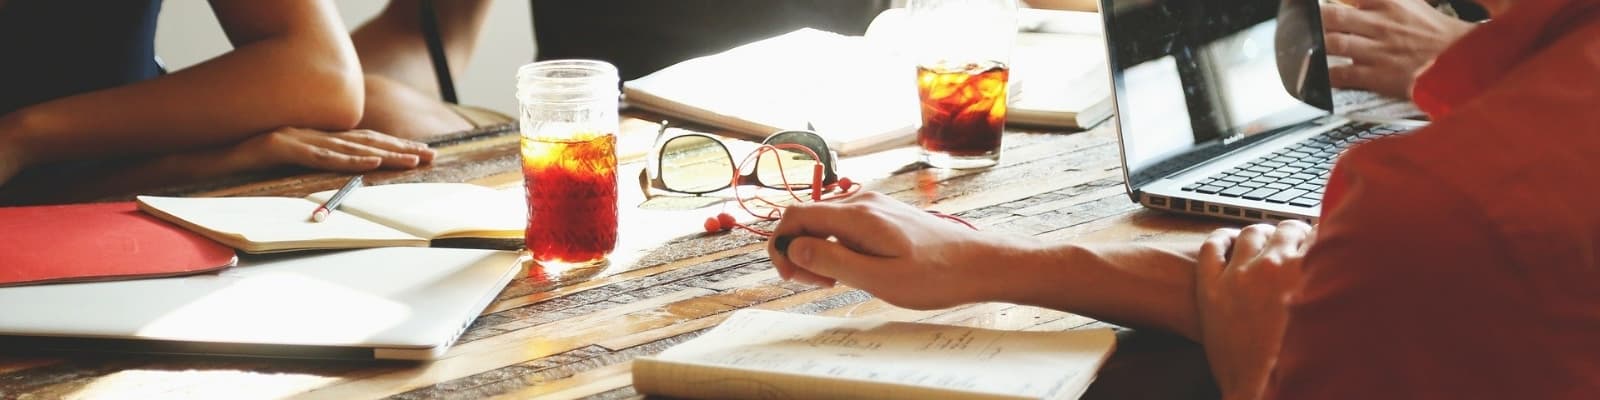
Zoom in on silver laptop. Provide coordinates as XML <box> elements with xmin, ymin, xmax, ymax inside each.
<box><xmin>1098</xmin><ymin>0</ymin><xmax>1425</xmax><ymax>222</ymax></box>
<box><xmin>0</xmin><ymin>247</ymin><xmax>522</xmax><ymax>360</ymax></box>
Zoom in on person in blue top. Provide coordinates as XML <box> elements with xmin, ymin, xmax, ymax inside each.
<box><xmin>0</xmin><ymin>0</ymin><xmax>440</xmax><ymax>196</ymax></box>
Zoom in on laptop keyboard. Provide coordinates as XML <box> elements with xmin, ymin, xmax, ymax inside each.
<box><xmin>1180</xmin><ymin>123</ymin><xmax>1408</xmax><ymax>208</ymax></box>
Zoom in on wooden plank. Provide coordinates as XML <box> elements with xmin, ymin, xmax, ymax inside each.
<box><xmin>483</xmin><ymin>243</ymin><xmax>765</xmax><ymax>314</ymax></box>
<box><xmin>484</xmin><ymin>361</ymin><xmax>636</xmax><ymax>400</ymax></box>
<box><xmin>593</xmin><ymin>284</ymin><xmax>863</xmax><ymax>351</ymax></box>
<box><xmin>374</xmin><ymin>286</ymin><xmax>878</xmax><ymax>399</ymax></box>
<box><xmin>459</xmin><ymin>252</ymin><xmax>773</xmax><ymax>345</ymax></box>
<box><xmin>0</xmin><ymin>358</ymin><xmax>59</xmax><ymax>375</ymax></box>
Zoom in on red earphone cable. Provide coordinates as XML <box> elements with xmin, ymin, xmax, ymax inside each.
<box><xmin>704</xmin><ymin>143</ymin><xmax>973</xmax><ymax>236</ymax></box>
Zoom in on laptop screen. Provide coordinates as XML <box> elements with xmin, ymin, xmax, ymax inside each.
<box><xmin>1102</xmin><ymin>0</ymin><xmax>1334</xmax><ymax>188</ymax></box>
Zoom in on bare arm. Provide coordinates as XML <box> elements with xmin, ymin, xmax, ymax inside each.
<box><xmin>0</xmin><ymin>0</ymin><xmax>363</xmax><ymax>168</ymax></box>
<box><xmin>766</xmin><ymin>191</ymin><xmax>1204</xmax><ymax>340</ymax></box>
<box><xmin>999</xmin><ymin>240</ymin><xmax>1202</xmax><ymax>339</ymax></box>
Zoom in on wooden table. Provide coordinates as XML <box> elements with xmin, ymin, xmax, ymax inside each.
<box><xmin>0</xmin><ymin>116</ymin><xmax>1229</xmax><ymax>399</ymax></box>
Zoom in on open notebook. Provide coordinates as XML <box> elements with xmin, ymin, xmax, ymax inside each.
<box><xmin>137</xmin><ymin>183</ymin><xmax>525</xmax><ymax>253</ymax></box>
<box><xmin>633</xmin><ymin>309</ymin><xmax>1117</xmax><ymax>400</ymax></box>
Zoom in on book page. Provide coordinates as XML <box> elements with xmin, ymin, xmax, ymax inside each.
<box><xmin>136</xmin><ymin>196</ymin><xmax>424</xmax><ymax>252</ymax></box>
<box><xmin>645</xmin><ymin>309</ymin><xmax>1115</xmax><ymax>399</ymax></box>
<box><xmin>623</xmin><ymin>28</ymin><xmax>921</xmax><ymax>155</ymax></box>
<box><xmin>1009</xmin><ymin>32</ymin><xmax>1110</xmax><ymax>122</ymax></box>
<box><xmin>306</xmin><ymin>183</ymin><xmax>526</xmax><ymax>240</ymax></box>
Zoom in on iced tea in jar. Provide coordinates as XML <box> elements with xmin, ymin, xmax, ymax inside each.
<box><xmin>908</xmin><ymin>0</ymin><xmax>1018</xmax><ymax>169</ymax></box>
<box><xmin>516</xmin><ymin>60</ymin><xmax>620</xmax><ymax>267</ymax></box>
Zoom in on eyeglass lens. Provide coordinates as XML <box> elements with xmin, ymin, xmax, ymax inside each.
<box><xmin>659</xmin><ymin>135</ymin><xmax>735</xmax><ymax>194</ymax></box>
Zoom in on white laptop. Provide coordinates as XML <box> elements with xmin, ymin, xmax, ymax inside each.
<box><xmin>1098</xmin><ymin>0</ymin><xmax>1426</xmax><ymax>222</ymax></box>
<box><xmin>0</xmin><ymin>247</ymin><xmax>523</xmax><ymax>360</ymax></box>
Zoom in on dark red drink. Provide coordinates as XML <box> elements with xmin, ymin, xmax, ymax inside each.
<box><xmin>916</xmin><ymin>61</ymin><xmax>1009</xmax><ymax>157</ymax></box>
<box><xmin>521</xmin><ymin>132</ymin><xmax>618</xmax><ymax>265</ymax></box>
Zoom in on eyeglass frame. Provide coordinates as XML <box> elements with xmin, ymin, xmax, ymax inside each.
<box><xmin>638</xmin><ymin>122</ymin><xmax>841</xmax><ymax>200</ymax></box>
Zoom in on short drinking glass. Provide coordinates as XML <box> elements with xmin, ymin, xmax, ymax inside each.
<box><xmin>908</xmin><ymin>0</ymin><xmax>1018</xmax><ymax>169</ymax></box>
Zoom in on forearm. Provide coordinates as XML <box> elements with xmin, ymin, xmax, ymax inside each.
<box><xmin>5</xmin><ymin>31</ymin><xmax>362</xmax><ymax>166</ymax></box>
<box><xmin>987</xmin><ymin>238</ymin><xmax>1202</xmax><ymax>340</ymax></box>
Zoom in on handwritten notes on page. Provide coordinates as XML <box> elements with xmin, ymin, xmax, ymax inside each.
<box><xmin>632</xmin><ymin>309</ymin><xmax>1116</xmax><ymax>400</ymax></box>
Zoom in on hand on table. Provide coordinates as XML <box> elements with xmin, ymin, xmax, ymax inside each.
<box><xmin>215</xmin><ymin>127</ymin><xmax>437</xmax><ymax>174</ymax></box>
<box><xmin>766</xmin><ymin>191</ymin><xmax>1002</xmax><ymax>310</ymax></box>
<box><xmin>1195</xmin><ymin>221</ymin><xmax>1314</xmax><ymax>399</ymax></box>
<box><xmin>1321</xmin><ymin>0</ymin><xmax>1475</xmax><ymax>99</ymax></box>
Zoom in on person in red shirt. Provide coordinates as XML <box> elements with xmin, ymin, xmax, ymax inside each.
<box><xmin>766</xmin><ymin>0</ymin><xmax>1600</xmax><ymax>398</ymax></box>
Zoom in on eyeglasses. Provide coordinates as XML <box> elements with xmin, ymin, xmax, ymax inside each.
<box><xmin>637</xmin><ymin>122</ymin><xmax>979</xmax><ymax>237</ymax></box>
<box><xmin>639</xmin><ymin>122</ymin><xmax>844</xmax><ymax>200</ymax></box>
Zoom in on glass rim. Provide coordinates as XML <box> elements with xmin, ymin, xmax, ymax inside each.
<box><xmin>516</xmin><ymin>59</ymin><xmax>619</xmax><ymax>104</ymax></box>
<box><xmin>516</xmin><ymin>59</ymin><xmax>617</xmax><ymax>77</ymax></box>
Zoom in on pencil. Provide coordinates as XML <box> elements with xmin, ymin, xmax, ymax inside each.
<box><xmin>310</xmin><ymin>175</ymin><xmax>365</xmax><ymax>223</ymax></box>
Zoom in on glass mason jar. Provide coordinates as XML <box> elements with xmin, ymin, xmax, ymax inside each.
<box><xmin>515</xmin><ymin>60</ymin><xmax>620</xmax><ymax>267</ymax></box>
<box><xmin>907</xmin><ymin>0</ymin><xmax>1019</xmax><ymax>169</ymax></box>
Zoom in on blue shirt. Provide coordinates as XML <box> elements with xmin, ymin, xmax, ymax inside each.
<box><xmin>0</xmin><ymin>0</ymin><xmax>165</xmax><ymax>115</ymax></box>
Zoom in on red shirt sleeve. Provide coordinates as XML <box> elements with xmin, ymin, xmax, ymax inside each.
<box><xmin>1263</xmin><ymin>142</ymin><xmax>1599</xmax><ymax>399</ymax></box>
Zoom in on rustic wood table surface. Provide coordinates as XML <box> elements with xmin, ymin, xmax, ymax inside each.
<box><xmin>0</xmin><ymin>115</ymin><xmax>1231</xmax><ymax>399</ymax></box>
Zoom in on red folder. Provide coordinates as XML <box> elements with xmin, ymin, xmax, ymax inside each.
<box><xmin>0</xmin><ymin>202</ymin><xmax>236</xmax><ymax>287</ymax></box>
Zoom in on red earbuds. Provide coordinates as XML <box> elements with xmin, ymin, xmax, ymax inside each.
<box><xmin>704</xmin><ymin>212</ymin><xmax>737</xmax><ymax>233</ymax></box>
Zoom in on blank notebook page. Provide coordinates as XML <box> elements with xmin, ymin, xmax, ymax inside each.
<box><xmin>137</xmin><ymin>196</ymin><xmax>422</xmax><ymax>246</ymax></box>
<box><xmin>305</xmin><ymin>183</ymin><xmax>525</xmax><ymax>239</ymax></box>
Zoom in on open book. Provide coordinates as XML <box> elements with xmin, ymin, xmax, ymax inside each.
<box><xmin>633</xmin><ymin>309</ymin><xmax>1117</xmax><ymax>400</ymax></box>
<box><xmin>137</xmin><ymin>183</ymin><xmax>525</xmax><ymax>253</ymax></box>
<box><xmin>622</xmin><ymin>9</ymin><xmax>1111</xmax><ymax>156</ymax></box>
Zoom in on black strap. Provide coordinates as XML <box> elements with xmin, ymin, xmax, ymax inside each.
<box><xmin>420</xmin><ymin>0</ymin><xmax>458</xmax><ymax>104</ymax></box>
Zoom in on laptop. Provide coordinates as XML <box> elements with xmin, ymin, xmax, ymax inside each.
<box><xmin>0</xmin><ymin>247</ymin><xmax>523</xmax><ymax>360</ymax></box>
<box><xmin>1098</xmin><ymin>0</ymin><xmax>1426</xmax><ymax>222</ymax></box>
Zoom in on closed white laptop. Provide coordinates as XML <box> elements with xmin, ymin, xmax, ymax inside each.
<box><xmin>0</xmin><ymin>247</ymin><xmax>523</xmax><ymax>360</ymax></box>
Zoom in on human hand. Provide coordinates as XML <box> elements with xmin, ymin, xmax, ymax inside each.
<box><xmin>1195</xmin><ymin>221</ymin><xmax>1313</xmax><ymax>399</ymax></box>
<box><xmin>1322</xmin><ymin>0</ymin><xmax>1475</xmax><ymax>98</ymax></box>
<box><xmin>767</xmin><ymin>191</ymin><xmax>1001</xmax><ymax>310</ymax></box>
<box><xmin>217</xmin><ymin>127</ymin><xmax>437</xmax><ymax>174</ymax></box>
